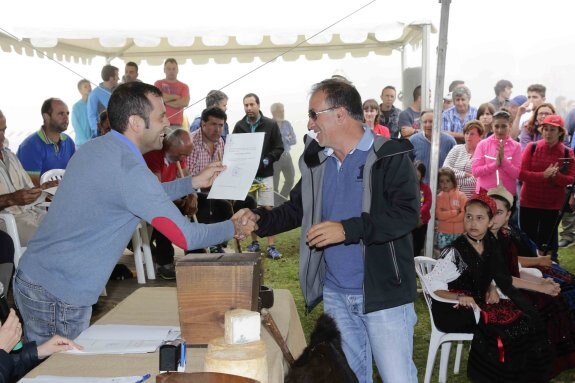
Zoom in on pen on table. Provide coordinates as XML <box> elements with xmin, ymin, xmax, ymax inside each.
<box><xmin>135</xmin><ymin>373</ymin><xmax>151</xmax><ymax>383</ymax></box>
<box><xmin>180</xmin><ymin>341</ymin><xmax>186</xmax><ymax>369</ymax></box>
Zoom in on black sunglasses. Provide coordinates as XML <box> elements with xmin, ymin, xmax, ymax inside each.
<box><xmin>308</xmin><ymin>106</ymin><xmax>338</xmax><ymax>121</ymax></box>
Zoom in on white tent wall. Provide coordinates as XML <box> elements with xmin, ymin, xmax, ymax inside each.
<box><xmin>0</xmin><ymin>0</ymin><xmax>438</xmax><ymax>158</ymax></box>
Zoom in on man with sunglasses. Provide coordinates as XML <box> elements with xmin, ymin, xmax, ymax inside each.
<box><xmin>235</xmin><ymin>78</ymin><xmax>420</xmax><ymax>382</ymax></box>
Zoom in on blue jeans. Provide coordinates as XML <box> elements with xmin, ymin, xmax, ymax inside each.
<box><xmin>323</xmin><ymin>287</ymin><xmax>418</xmax><ymax>383</ymax></box>
<box><xmin>13</xmin><ymin>269</ymin><xmax>92</xmax><ymax>344</ymax></box>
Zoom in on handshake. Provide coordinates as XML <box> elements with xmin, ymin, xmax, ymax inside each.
<box><xmin>231</xmin><ymin>208</ymin><xmax>261</xmax><ymax>240</ymax></box>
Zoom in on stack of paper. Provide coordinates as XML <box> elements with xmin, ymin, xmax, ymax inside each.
<box><xmin>68</xmin><ymin>324</ymin><xmax>180</xmax><ymax>355</ymax></box>
<box><xmin>20</xmin><ymin>376</ymin><xmax>144</xmax><ymax>383</ymax></box>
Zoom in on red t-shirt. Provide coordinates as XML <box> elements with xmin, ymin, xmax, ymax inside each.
<box><xmin>143</xmin><ymin>149</ymin><xmax>185</xmax><ymax>182</ymax></box>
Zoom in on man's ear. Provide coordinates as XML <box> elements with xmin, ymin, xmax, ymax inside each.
<box><xmin>127</xmin><ymin>115</ymin><xmax>142</xmax><ymax>134</ymax></box>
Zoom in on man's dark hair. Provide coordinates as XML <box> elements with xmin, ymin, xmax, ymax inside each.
<box><xmin>494</xmin><ymin>79</ymin><xmax>513</xmax><ymax>96</ymax></box>
<box><xmin>201</xmin><ymin>106</ymin><xmax>227</xmax><ymax>123</ymax></box>
<box><xmin>101</xmin><ymin>64</ymin><xmax>119</xmax><ymax>82</ymax></box>
<box><xmin>527</xmin><ymin>84</ymin><xmax>546</xmax><ymax>97</ymax></box>
<box><xmin>311</xmin><ymin>78</ymin><xmax>363</xmax><ymax>122</ymax></box>
<box><xmin>381</xmin><ymin>85</ymin><xmax>396</xmax><ymax>95</ymax></box>
<box><xmin>206</xmin><ymin>90</ymin><xmax>228</xmax><ymax>108</ymax></box>
<box><xmin>413</xmin><ymin>85</ymin><xmax>422</xmax><ymax>101</ymax></box>
<box><xmin>243</xmin><ymin>93</ymin><xmax>260</xmax><ymax>106</ymax></box>
<box><xmin>41</xmin><ymin>98</ymin><xmax>59</xmax><ymax>116</ymax></box>
<box><xmin>99</xmin><ymin>110</ymin><xmax>108</xmax><ymax>124</ymax></box>
<box><xmin>108</xmin><ymin>82</ymin><xmax>162</xmax><ymax>133</ymax></box>
<box><xmin>126</xmin><ymin>61</ymin><xmax>139</xmax><ymax>71</ymax></box>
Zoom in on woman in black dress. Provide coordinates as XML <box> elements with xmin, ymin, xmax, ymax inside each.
<box><xmin>424</xmin><ymin>191</ymin><xmax>553</xmax><ymax>382</ymax></box>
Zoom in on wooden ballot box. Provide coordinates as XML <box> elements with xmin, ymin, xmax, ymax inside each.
<box><xmin>175</xmin><ymin>253</ymin><xmax>262</xmax><ymax>345</ymax></box>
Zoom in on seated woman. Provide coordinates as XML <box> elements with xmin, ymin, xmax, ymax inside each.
<box><xmin>424</xmin><ymin>191</ymin><xmax>554</xmax><ymax>382</ymax></box>
<box><xmin>488</xmin><ymin>185</ymin><xmax>575</xmax><ymax>377</ymax></box>
<box><xmin>0</xmin><ymin>310</ymin><xmax>80</xmax><ymax>382</ymax></box>
<box><xmin>0</xmin><ymin>232</ymin><xmax>80</xmax><ymax>383</ymax></box>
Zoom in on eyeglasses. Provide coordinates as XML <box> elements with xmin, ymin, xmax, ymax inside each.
<box><xmin>308</xmin><ymin>106</ymin><xmax>338</xmax><ymax>121</ymax></box>
<box><xmin>493</xmin><ymin>110</ymin><xmax>511</xmax><ymax>118</ymax></box>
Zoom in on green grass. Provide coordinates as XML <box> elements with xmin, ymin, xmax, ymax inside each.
<box><xmin>243</xmin><ymin>229</ymin><xmax>575</xmax><ymax>382</ymax></box>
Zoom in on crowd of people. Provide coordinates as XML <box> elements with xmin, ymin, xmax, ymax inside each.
<box><xmin>2</xmin><ymin>63</ymin><xmax>575</xmax><ymax>382</ymax></box>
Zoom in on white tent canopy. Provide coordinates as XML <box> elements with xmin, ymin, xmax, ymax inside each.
<box><xmin>1</xmin><ymin>0</ymin><xmax>435</xmax><ymax>65</ymax></box>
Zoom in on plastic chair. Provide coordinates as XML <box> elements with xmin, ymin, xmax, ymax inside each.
<box><xmin>414</xmin><ymin>256</ymin><xmax>474</xmax><ymax>383</ymax></box>
<box><xmin>0</xmin><ymin>212</ymin><xmax>25</xmax><ymax>267</ymax></box>
<box><xmin>40</xmin><ymin>168</ymin><xmax>65</xmax><ymax>184</ymax></box>
<box><xmin>131</xmin><ymin>220</ymin><xmax>156</xmax><ymax>284</ymax></box>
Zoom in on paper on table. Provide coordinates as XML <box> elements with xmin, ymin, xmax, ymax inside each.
<box><xmin>20</xmin><ymin>376</ymin><xmax>143</xmax><ymax>383</ymax></box>
<box><xmin>208</xmin><ymin>132</ymin><xmax>265</xmax><ymax>201</ymax></box>
<box><xmin>68</xmin><ymin>324</ymin><xmax>180</xmax><ymax>355</ymax></box>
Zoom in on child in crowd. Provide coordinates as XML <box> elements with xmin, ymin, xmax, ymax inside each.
<box><xmin>435</xmin><ymin>167</ymin><xmax>467</xmax><ymax>251</ymax></box>
<box><xmin>412</xmin><ymin>161</ymin><xmax>432</xmax><ymax>256</ymax></box>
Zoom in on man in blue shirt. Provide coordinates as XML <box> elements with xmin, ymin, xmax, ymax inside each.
<box><xmin>236</xmin><ymin>79</ymin><xmax>420</xmax><ymax>383</ymax></box>
<box><xmin>13</xmin><ymin>82</ymin><xmax>255</xmax><ymax>345</ymax></box>
<box><xmin>71</xmin><ymin>79</ymin><xmax>92</xmax><ymax>147</ymax></box>
<box><xmin>87</xmin><ymin>64</ymin><xmax>119</xmax><ymax>138</ymax></box>
<box><xmin>17</xmin><ymin>98</ymin><xmax>75</xmax><ymax>186</ymax></box>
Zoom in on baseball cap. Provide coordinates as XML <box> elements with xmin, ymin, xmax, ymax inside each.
<box><xmin>443</xmin><ymin>92</ymin><xmax>452</xmax><ymax>101</ymax></box>
<box><xmin>509</xmin><ymin>95</ymin><xmax>527</xmax><ymax>106</ymax></box>
<box><xmin>541</xmin><ymin>114</ymin><xmax>564</xmax><ymax>128</ymax></box>
<box><xmin>487</xmin><ymin>185</ymin><xmax>513</xmax><ymax>209</ymax></box>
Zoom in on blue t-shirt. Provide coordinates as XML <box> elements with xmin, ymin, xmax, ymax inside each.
<box><xmin>321</xmin><ymin>128</ymin><xmax>373</xmax><ymax>294</ymax></box>
<box><xmin>17</xmin><ymin>129</ymin><xmax>76</xmax><ymax>178</ymax></box>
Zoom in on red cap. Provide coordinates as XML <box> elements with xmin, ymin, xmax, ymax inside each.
<box><xmin>468</xmin><ymin>188</ymin><xmax>497</xmax><ymax>217</ymax></box>
<box><xmin>541</xmin><ymin>114</ymin><xmax>564</xmax><ymax>128</ymax></box>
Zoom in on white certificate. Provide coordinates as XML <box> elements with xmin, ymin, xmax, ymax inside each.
<box><xmin>208</xmin><ymin>132</ymin><xmax>265</xmax><ymax>201</ymax></box>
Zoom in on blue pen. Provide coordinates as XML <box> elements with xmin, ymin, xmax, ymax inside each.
<box><xmin>179</xmin><ymin>342</ymin><xmax>186</xmax><ymax>370</ymax></box>
<box><xmin>135</xmin><ymin>373</ymin><xmax>151</xmax><ymax>383</ymax></box>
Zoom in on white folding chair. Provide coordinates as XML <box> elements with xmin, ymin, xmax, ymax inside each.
<box><xmin>0</xmin><ymin>212</ymin><xmax>25</xmax><ymax>267</ymax></box>
<box><xmin>131</xmin><ymin>221</ymin><xmax>156</xmax><ymax>284</ymax></box>
<box><xmin>414</xmin><ymin>256</ymin><xmax>474</xmax><ymax>383</ymax></box>
<box><xmin>40</xmin><ymin>168</ymin><xmax>65</xmax><ymax>184</ymax></box>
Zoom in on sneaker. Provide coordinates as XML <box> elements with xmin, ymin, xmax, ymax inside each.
<box><xmin>266</xmin><ymin>246</ymin><xmax>282</xmax><ymax>260</ymax></box>
<box><xmin>209</xmin><ymin>244</ymin><xmax>225</xmax><ymax>254</ymax></box>
<box><xmin>157</xmin><ymin>264</ymin><xmax>176</xmax><ymax>280</ymax></box>
<box><xmin>558</xmin><ymin>239</ymin><xmax>574</xmax><ymax>248</ymax></box>
<box><xmin>247</xmin><ymin>241</ymin><xmax>261</xmax><ymax>253</ymax></box>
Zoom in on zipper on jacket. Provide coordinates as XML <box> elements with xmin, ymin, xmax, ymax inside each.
<box><xmin>305</xmin><ymin>165</ymin><xmax>316</xmax><ymax>315</ymax></box>
<box><xmin>369</xmin><ymin>151</ymin><xmax>402</xmax><ymax>286</ymax></box>
<box><xmin>388</xmin><ymin>241</ymin><xmax>402</xmax><ymax>285</ymax></box>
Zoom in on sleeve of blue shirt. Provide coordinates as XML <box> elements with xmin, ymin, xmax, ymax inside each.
<box><xmin>441</xmin><ymin>110</ymin><xmax>450</xmax><ymax>132</ymax></box>
<box><xmin>87</xmin><ymin>91</ymin><xmax>99</xmax><ymax>138</ymax></box>
<box><xmin>397</xmin><ymin>110</ymin><xmax>411</xmax><ymax>128</ymax></box>
<box><xmin>124</xmin><ymin>165</ymin><xmax>234</xmax><ymax>251</ymax></box>
<box><xmin>16</xmin><ymin>138</ymin><xmax>43</xmax><ymax>176</ymax></box>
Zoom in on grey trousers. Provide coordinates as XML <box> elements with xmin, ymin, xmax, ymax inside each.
<box><xmin>560</xmin><ymin>211</ymin><xmax>575</xmax><ymax>241</ymax></box>
<box><xmin>273</xmin><ymin>151</ymin><xmax>295</xmax><ymax>206</ymax></box>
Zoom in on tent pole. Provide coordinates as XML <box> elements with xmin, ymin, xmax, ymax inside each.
<box><xmin>424</xmin><ymin>0</ymin><xmax>452</xmax><ymax>259</ymax></box>
<box><xmin>400</xmin><ymin>45</ymin><xmax>407</xmax><ymax>110</ymax></box>
<box><xmin>421</xmin><ymin>23</ymin><xmax>431</xmax><ymax>110</ymax></box>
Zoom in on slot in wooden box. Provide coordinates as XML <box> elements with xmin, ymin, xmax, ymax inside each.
<box><xmin>175</xmin><ymin>253</ymin><xmax>262</xmax><ymax>346</ymax></box>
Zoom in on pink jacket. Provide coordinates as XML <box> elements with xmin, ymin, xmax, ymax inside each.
<box><xmin>471</xmin><ymin>135</ymin><xmax>522</xmax><ymax>195</ymax></box>
<box><xmin>435</xmin><ymin>189</ymin><xmax>467</xmax><ymax>234</ymax></box>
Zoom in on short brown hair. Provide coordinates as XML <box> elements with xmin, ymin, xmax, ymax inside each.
<box><xmin>463</xmin><ymin>120</ymin><xmax>485</xmax><ymax>136</ymax></box>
